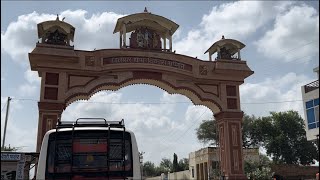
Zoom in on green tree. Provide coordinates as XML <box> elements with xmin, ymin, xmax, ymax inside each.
<box><xmin>196</xmin><ymin>119</ymin><xmax>218</xmax><ymax>146</ymax></box>
<box><xmin>1</xmin><ymin>145</ymin><xmax>20</xmax><ymax>151</ymax></box>
<box><xmin>155</xmin><ymin>166</ymin><xmax>166</xmax><ymax>176</ymax></box>
<box><xmin>251</xmin><ymin>111</ymin><xmax>318</xmax><ymax>165</ymax></box>
<box><xmin>143</xmin><ymin>161</ymin><xmax>157</xmax><ymax>177</ymax></box>
<box><xmin>159</xmin><ymin>158</ymin><xmax>172</xmax><ymax>172</ymax></box>
<box><xmin>173</xmin><ymin>153</ymin><xmax>178</xmax><ymax>172</ymax></box>
<box><xmin>244</xmin><ymin>154</ymin><xmax>272</xmax><ymax>180</ymax></box>
<box><xmin>196</xmin><ymin>114</ymin><xmax>258</xmax><ymax>148</ymax></box>
<box><xmin>178</xmin><ymin>158</ymin><xmax>189</xmax><ymax>171</ymax></box>
<box><xmin>242</xmin><ymin>114</ymin><xmax>258</xmax><ymax>148</ymax></box>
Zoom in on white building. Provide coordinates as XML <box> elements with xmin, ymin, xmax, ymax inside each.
<box><xmin>188</xmin><ymin>147</ymin><xmax>259</xmax><ymax>180</ymax></box>
<box><xmin>301</xmin><ymin>66</ymin><xmax>319</xmax><ymax>141</ymax></box>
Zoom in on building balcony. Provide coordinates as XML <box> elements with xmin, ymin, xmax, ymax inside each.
<box><xmin>304</xmin><ymin>80</ymin><xmax>319</xmax><ymax>93</ymax></box>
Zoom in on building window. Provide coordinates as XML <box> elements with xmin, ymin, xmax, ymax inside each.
<box><xmin>212</xmin><ymin>161</ymin><xmax>219</xmax><ymax>170</ymax></box>
<box><xmin>191</xmin><ymin>167</ymin><xmax>194</xmax><ymax>178</ymax></box>
<box><xmin>306</xmin><ymin>98</ymin><xmax>319</xmax><ymax>130</ymax></box>
<box><xmin>306</xmin><ymin>100</ymin><xmax>314</xmax><ymax>109</ymax></box>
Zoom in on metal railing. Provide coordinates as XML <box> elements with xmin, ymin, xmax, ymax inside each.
<box><xmin>53</xmin><ymin>118</ymin><xmax>126</xmax><ymax>179</ymax></box>
<box><xmin>304</xmin><ymin>80</ymin><xmax>319</xmax><ymax>93</ymax></box>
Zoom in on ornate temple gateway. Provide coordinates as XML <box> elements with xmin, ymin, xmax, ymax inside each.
<box><xmin>29</xmin><ymin>9</ymin><xmax>253</xmax><ymax>179</ymax></box>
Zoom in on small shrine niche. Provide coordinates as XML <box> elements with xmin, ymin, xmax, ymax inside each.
<box><xmin>37</xmin><ymin>15</ymin><xmax>75</xmax><ymax>46</ymax></box>
<box><xmin>129</xmin><ymin>27</ymin><xmax>162</xmax><ymax>50</ymax></box>
<box><xmin>205</xmin><ymin>36</ymin><xmax>245</xmax><ymax>61</ymax></box>
<box><xmin>113</xmin><ymin>8</ymin><xmax>179</xmax><ymax>52</ymax></box>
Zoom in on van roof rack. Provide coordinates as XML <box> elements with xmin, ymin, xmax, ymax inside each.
<box><xmin>56</xmin><ymin>118</ymin><xmax>125</xmax><ymax>129</ymax></box>
<box><xmin>52</xmin><ymin>118</ymin><xmax>127</xmax><ymax>178</ymax></box>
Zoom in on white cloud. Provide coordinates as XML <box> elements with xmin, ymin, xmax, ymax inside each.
<box><xmin>3</xmin><ymin>120</ymin><xmax>37</xmax><ymax>152</ymax></box>
<box><xmin>62</xmin><ymin>91</ymin><xmax>180</xmax><ymax>132</ymax></box>
<box><xmin>1</xmin><ymin>96</ymin><xmax>27</xmax><ymax>149</ymax></box>
<box><xmin>1</xmin><ymin>10</ymin><xmax>124</xmax><ymax>66</ymax></box>
<box><xmin>240</xmin><ymin>72</ymin><xmax>312</xmax><ymax>117</ymax></box>
<box><xmin>185</xmin><ymin>105</ymin><xmax>213</xmax><ymax>122</ymax></box>
<box><xmin>60</xmin><ymin>10</ymin><xmax>124</xmax><ymax>50</ymax></box>
<box><xmin>255</xmin><ymin>4</ymin><xmax>319</xmax><ymax>62</ymax></box>
<box><xmin>201</xmin><ymin>1</ymin><xmax>284</xmax><ymax>39</ymax></box>
<box><xmin>61</xmin><ymin>90</ymin><xmax>210</xmax><ymax>164</ymax></box>
<box><xmin>17</xmin><ymin>84</ymin><xmax>38</xmax><ymax>97</ymax></box>
<box><xmin>1</xmin><ymin>12</ymin><xmax>56</xmax><ymax>66</ymax></box>
<box><xmin>174</xmin><ymin>1</ymin><xmax>295</xmax><ymax>60</ymax></box>
<box><xmin>24</xmin><ymin>69</ymin><xmax>40</xmax><ymax>84</ymax></box>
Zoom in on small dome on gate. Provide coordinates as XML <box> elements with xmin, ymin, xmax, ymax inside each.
<box><xmin>205</xmin><ymin>36</ymin><xmax>245</xmax><ymax>61</ymax></box>
<box><xmin>37</xmin><ymin>15</ymin><xmax>75</xmax><ymax>46</ymax></box>
<box><xmin>113</xmin><ymin>8</ymin><xmax>179</xmax><ymax>52</ymax></box>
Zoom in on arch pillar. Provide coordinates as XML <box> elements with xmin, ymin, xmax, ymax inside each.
<box><xmin>36</xmin><ymin>102</ymin><xmax>65</xmax><ymax>152</ymax></box>
<box><xmin>214</xmin><ymin>111</ymin><xmax>247</xmax><ymax>179</ymax></box>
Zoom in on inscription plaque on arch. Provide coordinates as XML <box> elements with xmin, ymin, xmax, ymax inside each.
<box><xmin>103</xmin><ymin>56</ymin><xmax>193</xmax><ymax>71</ymax></box>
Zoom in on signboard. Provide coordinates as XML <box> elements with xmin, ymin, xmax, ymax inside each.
<box><xmin>1</xmin><ymin>153</ymin><xmax>25</xmax><ymax>180</ymax></box>
<box><xmin>103</xmin><ymin>57</ymin><xmax>193</xmax><ymax>71</ymax></box>
<box><xmin>15</xmin><ymin>162</ymin><xmax>25</xmax><ymax>180</ymax></box>
<box><xmin>1</xmin><ymin>153</ymin><xmax>21</xmax><ymax>161</ymax></box>
<box><xmin>1</xmin><ymin>162</ymin><xmax>17</xmax><ymax>180</ymax></box>
<box><xmin>15</xmin><ymin>154</ymin><xmax>25</xmax><ymax>180</ymax></box>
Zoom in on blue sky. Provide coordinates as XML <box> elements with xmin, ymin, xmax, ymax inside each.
<box><xmin>1</xmin><ymin>1</ymin><xmax>319</xmax><ymax>167</ymax></box>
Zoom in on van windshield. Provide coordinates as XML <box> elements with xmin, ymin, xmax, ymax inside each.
<box><xmin>45</xmin><ymin>130</ymin><xmax>133</xmax><ymax>179</ymax></box>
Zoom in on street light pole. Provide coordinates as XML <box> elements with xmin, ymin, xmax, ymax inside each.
<box><xmin>2</xmin><ymin>97</ymin><xmax>12</xmax><ymax>149</ymax></box>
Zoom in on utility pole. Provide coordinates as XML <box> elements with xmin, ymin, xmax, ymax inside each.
<box><xmin>2</xmin><ymin>97</ymin><xmax>12</xmax><ymax>149</ymax></box>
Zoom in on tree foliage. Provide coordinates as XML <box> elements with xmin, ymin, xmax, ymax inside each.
<box><xmin>172</xmin><ymin>153</ymin><xmax>178</xmax><ymax>172</ymax></box>
<box><xmin>1</xmin><ymin>145</ymin><xmax>20</xmax><ymax>151</ymax></box>
<box><xmin>196</xmin><ymin>114</ymin><xmax>258</xmax><ymax>148</ymax></box>
<box><xmin>242</xmin><ymin>114</ymin><xmax>259</xmax><ymax>148</ymax></box>
<box><xmin>143</xmin><ymin>161</ymin><xmax>157</xmax><ymax>177</ymax></box>
<box><xmin>159</xmin><ymin>158</ymin><xmax>173</xmax><ymax>172</ymax></box>
<box><xmin>244</xmin><ymin>154</ymin><xmax>272</xmax><ymax>180</ymax></box>
<box><xmin>196</xmin><ymin>119</ymin><xmax>218</xmax><ymax>146</ymax></box>
<box><xmin>178</xmin><ymin>158</ymin><xmax>189</xmax><ymax>171</ymax></box>
<box><xmin>251</xmin><ymin>111</ymin><xmax>318</xmax><ymax>165</ymax></box>
<box><xmin>143</xmin><ymin>155</ymin><xmax>189</xmax><ymax>177</ymax></box>
<box><xmin>196</xmin><ymin>110</ymin><xmax>318</xmax><ymax>165</ymax></box>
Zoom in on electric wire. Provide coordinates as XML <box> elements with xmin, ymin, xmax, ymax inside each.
<box><xmin>10</xmin><ymin>97</ymin><xmax>305</xmax><ymax>105</ymax></box>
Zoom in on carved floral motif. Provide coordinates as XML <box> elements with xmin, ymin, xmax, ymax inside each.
<box><xmin>85</xmin><ymin>56</ymin><xmax>95</xmax><ymax>66</ymax></box>
<box><xmin>199</xmin><ymin>65</ymin><xmax>208</xmax><ymax>75</ymax></box>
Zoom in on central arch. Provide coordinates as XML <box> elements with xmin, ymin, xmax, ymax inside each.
<box><xmin>29</xmin><ymin>10</ymin><xmax>254</xmax><ymax>179</ymax></box>
<box><xmin>64</xmin><ymin>64</ymin><xmax>223</xmax><ymax>114</ymax></box>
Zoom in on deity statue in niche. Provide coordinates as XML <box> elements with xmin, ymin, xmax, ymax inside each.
<box><xmin>218</xmin><ymin>47</ymin><xmax>232</xmax><ymax>59</ymax></box>
<box><xmin>136</xmin><ymin>29</ymin><xmax>144</xmax><ymax>48</ymax></box>
<box><xmin>144</xmin><ymin>28</ymin><xmax>150</xmax><ymax>48</ymax></box>
<box><xmin>153</xmin><ymin>32</ymin><xmax>159</xmax><ymax>48</ymax></box>
<box><xmin>130</xmin><ymin>27</ymin><xmax>162</xmax><ymax>50</ymax></box>
<box><xmin>44</xmin><ymin>29</ymin><xmax>67</xmax><ymax>45</ymax></box>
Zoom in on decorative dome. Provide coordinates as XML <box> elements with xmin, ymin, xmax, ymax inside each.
<box><xmin>37</xmin><ymin>15</ymin><xmax>75</xmax><ymax>46</ymax></box>
<box><xmin>205</xmin><ymin>38</ymin><xmax>245</xmax><ymax>55</ymax></box>
<box><xmin>113</xmin><ymin>8</ymin><xmax>179</xmax><ymax>52</ymax></box>
<box><xmin>205</xmin><ymin>36</ymin><xmax>246</xmax><ymax>61</ymax></box>
<box><xmin>113</xmin><ymin>10</ymin><xmax>179</xmax><ymax>35</ymax></box>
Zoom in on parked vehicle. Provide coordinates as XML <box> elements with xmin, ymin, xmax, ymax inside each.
<box><xmin>36</xmin><ymin>118</ymin><xmax>141</xmax><ymax>180</ymax></box>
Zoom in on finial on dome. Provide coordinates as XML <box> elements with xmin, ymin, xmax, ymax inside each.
<box><xmin>56</xmin><ymin>14</ymin><xmax>59</xmax><ymax>21</ymax></box>
<box><xmin>144</xmin><ymin>7</ymin><xmax>148</xmax><ymax>13</ymax></box>
<box><xmin>222</xmin><ymin>35</ymin><xmax>225</xmax><ymax>39</ymax></box>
